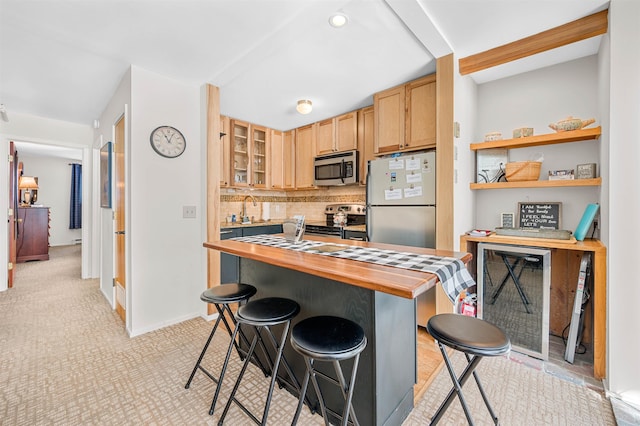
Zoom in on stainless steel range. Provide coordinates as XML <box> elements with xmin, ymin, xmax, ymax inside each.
<box><xmin>304</xmin><ymin>203</ymin><xmax>366</xmax><ymax>239</ymax></box>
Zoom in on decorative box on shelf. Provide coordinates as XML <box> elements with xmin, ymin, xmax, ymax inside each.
<box><xmin>548</xmin><ymin>169</ymin><xmax>575</xmax><ymax>180</ymax></box>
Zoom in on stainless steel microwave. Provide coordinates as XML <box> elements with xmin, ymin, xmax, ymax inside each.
<box><xmin>314</xmin><ymin>150</ymin><xmax>358</xmax><ymax>186</ymax></box>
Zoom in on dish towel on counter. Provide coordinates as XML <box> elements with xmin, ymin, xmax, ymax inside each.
<box><xmin>232</xmin><ymin>235</ymin><xmax>475</xmax><ymax>303</ymax></box>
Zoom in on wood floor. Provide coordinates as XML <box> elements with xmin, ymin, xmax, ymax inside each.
<box><xmin>415</xmin><ymin>326</ymin><xmax>445</xmax><ymax>402</ymax></box>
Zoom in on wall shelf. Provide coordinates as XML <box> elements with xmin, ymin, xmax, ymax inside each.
<box><xmin>471</xmin><ymin>177</ymin><xmax>601</xmax><ymax>190</ymax></box>
<box><xmin>470</xmin><ymin>126</ymin><xmax>601</xmax><ymax>151</ymax></box>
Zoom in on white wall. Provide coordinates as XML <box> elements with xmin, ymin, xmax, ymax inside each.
<box><xmin>606</xmin><ymin>0</ymin><xmax>640</xmax><ymax>409</ymax></box>
<box><xmin>19</xmin><ymin>154</ymin><xmax>83</xmax><ymax>246</ymax></box>
<box><xmin>0</xmin><ymin>113</ymin><xmax>94</xmax><ymax>291</ymax></box>
<box><xmin>474</xmin><ymin>56</ymin><xmax>601</xmax><ymax>231</ymax></box>
<box><xmin>452</xmin><ymin>56</ymin><xmax>478</xmax><ymax>250</ymax></box>
<box><xmin>127</xmin><ymin>66</ymin><xmax>205</xmax><ymax>336</ymax></box>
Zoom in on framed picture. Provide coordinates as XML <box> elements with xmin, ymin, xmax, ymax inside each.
<box><xmin>517</xmin><ymin>202</ymin><xmax>562</xmax><ymax>229</ymax></box>
<box><xmin>500</xmin><ymin>212</ymin><xmax>515</xmax><ymax>228</ymax></box>
<box><xmin>100</xmin><ymin>142</ymin><xmax>112</xmax><ymax>208</ymax></box>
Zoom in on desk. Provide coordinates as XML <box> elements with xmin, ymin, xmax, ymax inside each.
<box><xmin>460</xmin><ymin>234</ymin><xmax>606</xmax><ymax>379</ymax></box>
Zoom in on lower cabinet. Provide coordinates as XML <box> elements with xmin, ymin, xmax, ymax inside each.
<box><xmin>220</xmin><ymin>224</ymin><xmax>283</xmax><ymax>283</ymax></box>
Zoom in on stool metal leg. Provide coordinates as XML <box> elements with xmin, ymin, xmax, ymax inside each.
<box><xmin>430</xmin><ymin>342</ymin><xmax>482</xmax><ymax>425</ymax></box>
<box><xmin>218</xmin><ymin>321</ymin><xmax>294</xmax><ymax>426</ymax></box>
<box><xmin>185</xmin><ymin>309</ymin><xmax>225</xmax><ymax>389</ymax></box>
<box><xmin>465</xmin><ymin>353</ymin><xmax>499</xmax><ymax>424</ymax></box>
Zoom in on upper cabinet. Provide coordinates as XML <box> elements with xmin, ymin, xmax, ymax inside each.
<box><xmin>269</xmin><ymin>129</ymin><xmax>296</xmax><ymax>190</ymax></box>
<box><xmin>295</xmin><ymin>124</ymin><xmax>316</xmax><ymax>189</ymax></box>
<box><xmin>230</xmin><ymin>119</ymin><xmax>268</xmax><ymax>189</ymax></box>
<box><xmin>315</xmin><ymin>111</ymin><xmax>358</xmax><ymax>156</ymax></box>
<box><xmin>357</xmin><ymin>106</ymin><xmax>375</xmax><ymax>185</ymax></box>
<box><xmin>374</xmin><ymin>73</ymin><xmax>436</xmax><ymax>154</ymax></box>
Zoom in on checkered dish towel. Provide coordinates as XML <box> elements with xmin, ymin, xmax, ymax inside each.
<box><xmin>232</xmin><ymin>235</ymin><xmax>475</xmax><ymax>303</ymax></box>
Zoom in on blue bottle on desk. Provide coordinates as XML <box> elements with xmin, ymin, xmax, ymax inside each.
<box><xmin>231</xmin><ymin>214</ymin><xmax>236</xmax><ymax>223</ymax></box>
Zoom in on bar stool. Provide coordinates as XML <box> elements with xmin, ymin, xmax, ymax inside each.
<box><xmin>218</xmin><ymin>297</ymin><xmax>302</xmax><ymax>425</ymax></box>
<box><xmin>185</xmin><ymin>283</ymin><xmax>268</xmax><ymax>416</ymax></box>
<box><xmin>427</xmin><ymin>313</ymin><xmax>510</xmax><ymax>425</ymax></box>
<box><xmin>290</xmin><ymin>315</ymin><xmax>367</xmax><ymax>426</ymax></box>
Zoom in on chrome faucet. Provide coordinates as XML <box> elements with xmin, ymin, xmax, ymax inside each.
<box><xmin>242</xmin><ymin>194</ymin><xmax>257</xmax><ymax>222</ymax></box>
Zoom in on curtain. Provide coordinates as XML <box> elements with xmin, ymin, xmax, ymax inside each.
<box><xmin>69</xmin><ymin>163</ymin><xmax>82</xmax><ymax>229</ymax></box>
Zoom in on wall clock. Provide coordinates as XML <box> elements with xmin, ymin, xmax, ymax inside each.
<box><xmin>150</xmin><ymin>126</ymin><xmax>186</xmax><ymax>158</ymax></box>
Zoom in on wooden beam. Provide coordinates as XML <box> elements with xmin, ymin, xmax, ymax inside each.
<box><xmin>459</xmin><ymin>9</ymin><xmax>608</xmax><ymax>75</ymax></box>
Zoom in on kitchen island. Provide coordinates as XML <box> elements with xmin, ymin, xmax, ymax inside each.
<box><xmin>204</xmin><ymin>235</ymin><xmax>473</xmax><ymax>426</ymax></box>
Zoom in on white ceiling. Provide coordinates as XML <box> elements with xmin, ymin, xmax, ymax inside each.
<box><xmin>1</xmin><ymin>0</ymin><xmax>609</xmax><ymax>134</ymax></box>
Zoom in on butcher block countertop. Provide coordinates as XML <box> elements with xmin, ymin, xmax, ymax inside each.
<box><xmin>204</xmin><ymin>235</ymin><xmax>472</xmax><ymax>299</ymax></box>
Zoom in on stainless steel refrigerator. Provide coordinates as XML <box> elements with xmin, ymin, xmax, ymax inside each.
<box><xmin>366</xmin><ymin>150</ymin><xmax>436</xmax><ymax>326</ymax></box>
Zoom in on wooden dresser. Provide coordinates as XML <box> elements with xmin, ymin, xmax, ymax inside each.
<box><xmin>17</xmin><ymin>207</ymin><xmax>50</xmax><ymax>262</ymax></box>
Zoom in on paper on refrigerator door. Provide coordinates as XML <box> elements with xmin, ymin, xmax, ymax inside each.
<box><xmin>405</xmin><ymin>157</ymin><xmax>421</xmax><ymax>170</ymax></box>
<box><xmin>406</xmin><ymin>172</ymin><xmax>422</xmax><ymax>183</ymax></box>
<box><xmin>404</xmin><ymin>186</ymin><xmax>423</xmax><ymax>198</ymax></box>
<box><xmin>384</xmin><ymin>188</ymin><xmax>403</xmax><ymax>200</ymax></box>
<box><xmin>388</xmin><ymin>158</ymin><xmax>404</xmax><ymax>170</ymax></box>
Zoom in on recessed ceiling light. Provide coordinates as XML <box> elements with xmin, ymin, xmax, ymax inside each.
<box><xmin>329</xmin><ymin>13</ymin><xmax>348</xmax><ymax>28</ymax></box>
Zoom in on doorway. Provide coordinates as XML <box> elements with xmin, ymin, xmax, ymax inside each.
<box><xmin>114</xmin><ymin>116</ymin><xmax>126</xmax><ymax>322</ymax></box>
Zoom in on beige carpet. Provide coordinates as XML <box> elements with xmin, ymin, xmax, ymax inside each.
<box><xmin>1</xmin><ymin>245</ymin><xmax>616</xmax><ymax>425</ymax></box>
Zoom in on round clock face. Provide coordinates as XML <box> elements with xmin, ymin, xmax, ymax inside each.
<box><xmin>150</xmin><ymin>126</ymin><xmax>186</xmax><ymax>158</ymax></box>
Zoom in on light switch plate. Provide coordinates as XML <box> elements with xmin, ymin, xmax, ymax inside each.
<box><xmin>183</xmin><ymin>206</ymin><xmax>196</xmax><ymax>218</ymax></box>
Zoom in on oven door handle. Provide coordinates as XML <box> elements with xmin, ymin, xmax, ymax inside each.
<box><xmin>340</xmin><ymin>159</ymin><xmax>345</xmax><ymax>184</ymax></box>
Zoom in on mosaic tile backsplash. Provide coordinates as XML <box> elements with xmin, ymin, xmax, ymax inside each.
<box><xmin>220</xmin><ymin>186</ymin><xmax>365</xmax><ymax>222</ymax></box>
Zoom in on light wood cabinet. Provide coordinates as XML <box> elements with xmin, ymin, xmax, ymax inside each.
<box><xmin>315</xmin><ymin>111</ymin><xmax>358</xmax><ymax>155</ymax></box>
<box><xmin>230</xmin><ymin>120</ymin><xmax>268</xmax><ymax>188</ymax></box>
<box><xmin>357</xmin><ymin>106</ymin><xmax>375</xmax><ymax>185</ymax></box>
<box><xmin>251</xmin><ymin>125</ymin><xmax>268</xmax><ymax>189</ymax></box>
<box><xmin>283</xmin><ymin>130</ymin><xmax>295</xmax><ymax>189</ymax></box>
<box><xmin>295</xmin><ymin>124</ymin><xmax>316</xmax><ymax>189</ymax></box>
<box><xmin>219</xmin><ymin>115</ymin><xmax>231</xmax><ymax>186</ymax></box>
<box><xmin>406</xmin><ymin>74</ymin><xmax>436</xmax><ymax>148</ymax></box>
<box><xmin>374</xmin><ymin>85</ymin><xmax>404</xmax><ymax>153</ymax></box>
<box><xmin>270</xmin><ymin>129</ymin><xmax>284</xmax><ymax>189</ymax></box>
<box><xmin>269</xmin><ymin>129</ymin><xmax>296</xmax><ymax>190</ymax></box>
<box><xmin>374</xmin><ymin>73</ymin><xmax>436</xmax><ymax>154</ymax></box>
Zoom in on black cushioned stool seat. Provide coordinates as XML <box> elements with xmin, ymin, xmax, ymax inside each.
<box><xmin>185</xmin><ymin>283</ymin><xmax>268</xmax><ymax>416</ymax></box>
<box><xmin>218</xmin><ymin>297</ymin><xmax>302</xmax><ymax>426</ymax></box>
<box><xmin>290</xmin><ymin>316</ymin><xmax>367</xmax><ymax>426</ymax></box>
<box><xmin>427</xmin><ymin>313</ymin><xmax>510</xmax><ymax>425</ymax></box>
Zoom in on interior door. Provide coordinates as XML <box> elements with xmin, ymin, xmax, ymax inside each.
<box><xmin>7</xmin><ymin>142</ymin><xmax>18</xmax><ymax>287</ymax></box>
<box><xmin>115</xmin><ymin>116</ymin><xmax>126</xmax><ymax>322</ymax></box>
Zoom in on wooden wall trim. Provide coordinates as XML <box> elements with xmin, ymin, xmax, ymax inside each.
<box><xmin>206</xmin><ymin>84</ymin><xmax>221</xmax><ymax>312</ymax></box>
<box><xmin>459</xmin><ymin>9</ymin><xmax>608</xmax><ymax>75</ymax></box>
<box><xmin>435</xmin><ymin>54</ymin><xmax>454</xmax><ymax>252</ymax></box>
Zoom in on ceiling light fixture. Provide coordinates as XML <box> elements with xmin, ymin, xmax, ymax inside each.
<box><xmin>0</xmin><ymin>104</ymin><xmax>9</xmax><ymax>122</ymax></box>
<box><xmin>328</xmin><ymin>13</ymin><xmax>348</xmax><ymax>28</ymax></box>
<box><xmin>296</xmin><ymin>100</ymin><xmax>313</xmax><ymax>115</ymax></box>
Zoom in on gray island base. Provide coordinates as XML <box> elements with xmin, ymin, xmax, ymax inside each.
<box><xmin>240</xmin><ymin>257</ymin><xmax>416</xmax><ymax>426</ymax></box>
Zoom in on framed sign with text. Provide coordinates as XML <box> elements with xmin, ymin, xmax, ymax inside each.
<box><xmin>517</xmin><ymin>202</ymin><xmax>562</xmax><ymax>229</ymax></box>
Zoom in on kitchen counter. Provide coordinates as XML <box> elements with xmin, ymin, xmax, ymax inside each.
<box><xmin>204</xmin><ymin>235</ymin><xmax>471</xmax><ymax>299</ymax></box>
<box><xmin>204</xmin><ymin>235</ymin><xmax>472</xmax><ymax>425</ymax></box>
